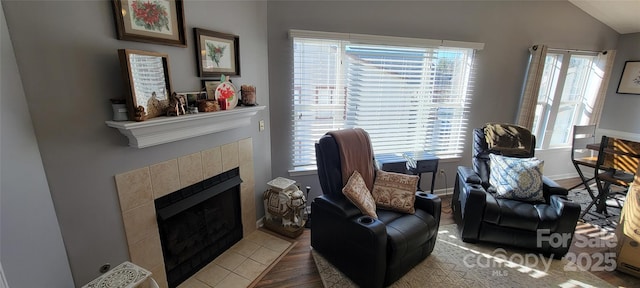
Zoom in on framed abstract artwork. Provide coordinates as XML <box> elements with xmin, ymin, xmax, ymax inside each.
<box><xmin>194</xmin><ymin>28</ymin><xmax>240</xmax><ymax>78</ymax></box>
<box><xmin>112</xmin><ymin>0</ymin><xmax>187</xmax><ymax>47</ymax></box>
<box><xmin>617</xmin><ymin>61</ymin><xmax>640</xmax><ymax>95</ymax></box>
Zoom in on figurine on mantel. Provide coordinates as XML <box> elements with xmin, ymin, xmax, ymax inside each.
<box><xmin>166</xmin><ymin>92</ymin><xmax>186</xmax><ymax>116</ymax></box>
<box><xmin>134</xmin><ymin>106</ymin><xmax>146</xmax><ymax>122</ymax></box>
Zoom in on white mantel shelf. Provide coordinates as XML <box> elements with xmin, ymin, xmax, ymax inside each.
<box><xmin>106</xmin><ymin>106</ymin><xmax>265</xmax><ymax>148</ymax></box>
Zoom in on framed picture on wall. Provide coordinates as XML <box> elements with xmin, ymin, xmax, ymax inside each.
<box><xmin>112</xmin><ymin>0</ymin><xmax>187</xmax><ymax>47</ymax></box>
<box><xmin>194</xmin><ymin>28</ymin><xmax>240</xmax><ymax>78</ymax></box>
<box><xmin>617</xmin><ymin>60</ymin><xmax>640</xmax><ymax>95</ymax></box>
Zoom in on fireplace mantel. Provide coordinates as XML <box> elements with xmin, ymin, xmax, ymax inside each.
<box><xmin>106</xmin><ymin>106</ymin><xmax>265</xmax><ymax>148</ymax></box>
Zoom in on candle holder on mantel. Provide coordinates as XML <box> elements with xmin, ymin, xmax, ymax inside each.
<box><xmin>241</xmin><ymin>85</ymin><xmax>257</xmax><ymax>106</ymax></box>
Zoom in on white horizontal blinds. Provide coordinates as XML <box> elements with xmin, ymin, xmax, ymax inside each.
<box><xmin>292</xmin><ymin>38</ymin><xmax>346</xmax><ymax>167</ymax></box>
<box><xmin>345</xmin><ymin>44</ymin><xmax>474</xmax><ymax>156</ymax></box>
<box><xmin>292</xmin><ymin>32</ymin><xmax>479</xmax><ymax>169</ymax></box>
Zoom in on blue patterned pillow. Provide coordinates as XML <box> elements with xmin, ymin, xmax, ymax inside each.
<box><xmin>489</xmin><ymin>154</ymin><xmax>544</xmax><ymax>202</ymax></box>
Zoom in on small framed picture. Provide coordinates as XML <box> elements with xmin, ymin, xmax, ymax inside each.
<box><xmin>194</xmin><ymin>28</ymin><xmax>240</xmax><ymax>78</ymax></box>
<box><xmin>112</xmin><ymin>0</ymin><xmax>186</xmax><ymax>47</ymax></box>
<box><xmin>617</xmin><ymin>61</ymin><xmax>640</xmax><ymax>95</ymax></box>
<box><xmin>177</xmin><ymin>91</ymin><xmax>206</xmax><ymax>108</ymax></box>
<box><xmin>203</xmin><ymin>80</ymin><xmax>221</xmax><ymax>100</ymax></box>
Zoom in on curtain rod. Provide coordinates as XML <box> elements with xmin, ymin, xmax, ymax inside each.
<box><xmin>532</xmin><ymin>45</ymin><xmax>607</xmax><ymax>54</ymax></box>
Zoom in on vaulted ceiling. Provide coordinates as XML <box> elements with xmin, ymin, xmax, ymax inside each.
<box><xmin>569</xmin><ymin>0</ymin><xmax>640</xmax><ymax>34</ymax></box>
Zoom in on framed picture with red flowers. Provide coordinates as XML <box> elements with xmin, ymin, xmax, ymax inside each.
<box><xmin>112</xmin><ymin>0</ymin><xmax>186</xmax><ymax>47</ymax></box>
<box><xmin>194</xmin><ymin>28</ymin><xmax>240</xmax><ymax>78</ymax></box>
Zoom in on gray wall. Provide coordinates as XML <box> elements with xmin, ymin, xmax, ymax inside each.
<box><xmin>267</xmin><ymin>1</ymin><xmax>620</xmax><ymax>198</ymax></box>
<box><xmin>599</xmin><ymin>32</ymin><xmax>640</xmax><ymax>134</ymax></box>
<box><xmin>0</xmin><ymin>4</ymin><xmax>74</xmax><ymax>287</ymax></box>
<box><xmin>2</xmin><ymin>1</ymin><xmax>270</xmax><ymax>286</ymax></box>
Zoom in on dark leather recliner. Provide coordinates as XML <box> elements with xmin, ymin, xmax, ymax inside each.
<box><xmin>311</xmin><ymin>131</ymin><xmax>441</xmax><ymax>288</ymax></box>
<box><xmin>452</xmin><ymin>126</ymin><xmax>581</xmax><ymax>258</ymax></box>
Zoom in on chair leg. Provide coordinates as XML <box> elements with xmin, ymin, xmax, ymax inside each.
<box><xmin>570</xmin><ymin>163</ymin><xmax>596</xmax><ymax>199</ymax></box>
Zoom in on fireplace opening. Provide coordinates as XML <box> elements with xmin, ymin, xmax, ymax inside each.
<box><xmin>155</xmin><ymin>167</ymin><xmax>243</xmax><ymax>288</ymax></box>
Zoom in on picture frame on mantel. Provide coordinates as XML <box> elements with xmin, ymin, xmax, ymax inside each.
<box><xmin>194</xmin><ymin>28</ymin><xmax>240</xmax><ymax>78</ymax></box>
<box><xmin>118</xmin><ymin>49</ymin><xmax>173</xmax><ymax>121</ymax></box>
<box><xmin>112</xmin><ymin>0</ymin><xmax>187</xmax><ymax>47</ymax></box>
<box><xmin>617</xmin><ymin>60</ymin><xmax>640</xmax><ymax>95</ymax></box>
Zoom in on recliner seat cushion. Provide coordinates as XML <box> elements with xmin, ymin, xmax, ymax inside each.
<box><xmin>382</xmin><ymin>210</ymin><xmax>436</xmax><ymax>262</ymax></box>
<box><xmin>483</xmin><ymin>197</ymin><xmax>559</xmax><ymax>231</ymax></box>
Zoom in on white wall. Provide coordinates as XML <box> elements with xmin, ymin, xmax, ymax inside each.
<box><xmin>0</xmin><ymin>5</ymin><xmax>74</xmax><ymax>287</ymax></box>
<box><xmin>599</xmin><ymin>32</ymin><xmax>640</xmax><ymax>135</ymax></box>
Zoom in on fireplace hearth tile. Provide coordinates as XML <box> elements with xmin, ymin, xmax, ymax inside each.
<box><xmin>176</xmin><ymin>277</ymin><xmax>209</xmax><ymax>288</ymax></box>
<box><xmin>212</xmin><ymin>251</ymin><xmax>247</xmax><ymax>271</ymax></box>
<box><xmin>149</xmin><ymin>159</ymin><xmax>180</xmax><ymax>199</ymax></box>
<box><xmin>238</xmin><ymin>138</ymin><xmax>253</xmax><ymax>164</ymax></box>
<box><xmin>245</xmin><ymin>231</ymin><xmax>291</xmax><ymax>254</ymax></box>
<box><xmin>221</xmin><ymin>142</ymin><xmax>239</xmax><ymax>172</ymax></box>
<box><xmin>129</xmin><ymin>234</ymin><xmax>163</xmax><ymax>273</ymax></box>
<box><xmin>193</xmin><ymin>263</ymin><xmax>230</xmax><ymax>287</ymax></box>
<box><xmin>228</xmin><ymin>239</ymin><xmax>260</xmax><ymax>257</ymax></box>
<box><xmin>215</xmin><ymin>273</ymin><xmax>251</xmax><ymax>288</ymax></box>
<box><xmin>202</xmin><ymin>146</ymin><xmax>222</xmax><ymax>179</ymax></box>
<box><xmin>249</xmin><ymin>246</ymin><xmax>279</xmax><ymax>266</ymax></box>
<box><xmin>148</xmin><ymin>264</ymin><xmax>168</xmax><ymax>288</ymax></box>
<box><xmin>115</xmin><ymin>167</ymin><xmax>153</xmax><ymax>212</ymax></box>
<box><xmin>122</xmin><ymin>201</ymin><xmax>158</xmax><ymax>246</ymax></box>
<box><xmin>178</xmin><ymin>152</ymin><xmax>204</xmax><ymax>188</ymax></box>
<box><xmin>233</xmin><ymin>258</ymin><xmax>266</xmax><ymax>281</ymax></box>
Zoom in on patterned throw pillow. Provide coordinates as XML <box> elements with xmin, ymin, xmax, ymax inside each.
<box><xmin>371</xmin><ymin>170</ymin><xmax>419</xmax><ymax>214</ymax></box>
<box><xmin>342</xmin><ymin>170</ymin><xmax>378</xmax><ymax>219</ymax></box>
<box><xmin>489</xmin><ymin>154</ymin><xmax>544</xmax><ymax>202</ymax></box>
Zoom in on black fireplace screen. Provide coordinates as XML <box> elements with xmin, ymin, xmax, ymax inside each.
<box><xmin>155</xmin><ymin>167</ymin><xmax>242</xmax><ymax>288</ymax></box>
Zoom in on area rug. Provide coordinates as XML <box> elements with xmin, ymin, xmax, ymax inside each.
<box><xmin>312</xmin><ymin>224</ymin><xmax>614</xmax><ymax>288</ymax></box>
<box><xmin>568</xmin><ymin>186</ymin><xmax>622</xmax><ymax>232</ymax></box>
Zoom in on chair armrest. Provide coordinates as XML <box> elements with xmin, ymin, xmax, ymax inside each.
<box><xmin>311</xmin><ymin>194</ymin><xmax>388</xmax><ymax>287</ymax></box>
<box><xmin>548</xmin><ymin>195</ymin><xmax>581</xmax><ymax>243</ymax></box>
<box><xmin>313</xmin><ymin>194</ymin><xmax>362</xmax><ymax>219</ymax></box>
<box><xmin>542</xmin><ymin>176</ymin><xmax>568</xmax><ymax>203</ymax></box>
<box><xmin>457</xmin><ymin>166</ymin><xmax>482</xmax><ymax>185</ymax></box>
<box><xmin>415</xmin><ymin>192</ymin><xmax>441</xmax><ymax>225</ymax></box>
<box><xmin>459</xmin><ymin>183</ymin><xmax>488</xmax><ymax>242</ymax></box>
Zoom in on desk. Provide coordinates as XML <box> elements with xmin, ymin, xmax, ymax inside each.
<box><xmin>374</xmin><ymin>152</ymin><xmax>439</xmax><ymax>194</ymax></box>
<box><xmin>404</xmin><ymin>151</ymin><xmax>439</xmax><ymax>194</ymax></box>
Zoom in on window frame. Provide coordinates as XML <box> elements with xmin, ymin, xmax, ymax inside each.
<box><xmin>289</xmin><ymin>30</ymin><xmax>483</xmax><ymax>171</ymax></box>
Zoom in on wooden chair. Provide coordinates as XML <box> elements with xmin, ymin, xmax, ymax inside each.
<box><xmin>569</xmin><ymin>125</ymin><xmax>598</xmax><ymax>197</ymax></box>
<box><xmin>581</xmin><ymin>136</ymin><xmax>640</xmax><ymax>218</ymax></box>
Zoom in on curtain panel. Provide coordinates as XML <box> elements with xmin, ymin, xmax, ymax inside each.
<box><xmin>516</xmin><ymin>44</ymin><xmax>548</xmax><ymax>129</ymax></box>
<box><xmin>590</xmin><ymin>50</ymin><xmax>616</xmax><ymax>126</ymax></box>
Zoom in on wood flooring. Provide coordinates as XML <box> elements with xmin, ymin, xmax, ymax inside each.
<box><xmin>254</xmin><ymin>177</ymin><xmax>637</xmax><ymax>287</ymax></box>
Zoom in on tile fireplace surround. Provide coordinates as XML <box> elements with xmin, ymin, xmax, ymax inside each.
<box><xmin>114</xmin><ymin>138</ymin><xmax>257</xmax><ymax>288</ymax></box>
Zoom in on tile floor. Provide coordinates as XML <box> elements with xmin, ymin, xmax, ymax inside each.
<box><xmin>176</xmin><ymin>230</ymin><xmax>293</xmax><ymax>288</ymax></box>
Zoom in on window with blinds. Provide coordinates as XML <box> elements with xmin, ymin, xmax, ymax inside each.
<box><xmin>292</xmin><ymin>32</ymin><xmax>479</xmax><ymax>169</ymax></box>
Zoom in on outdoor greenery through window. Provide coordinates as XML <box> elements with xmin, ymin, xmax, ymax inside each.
<box><xmin>531</xmin><ymin>50</ymin><xmax>606</xmax><ymax>148</ymax></box>
<box><xmin>291</xmin><ymin>31</ymin><xmax>480</xmax><ymax>169</ymax></box>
